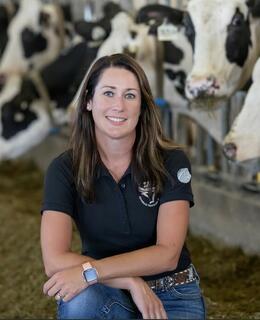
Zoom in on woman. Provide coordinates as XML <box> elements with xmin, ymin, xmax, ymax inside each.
<box><xmin>41</xmin><ymin>53</ymin><xmax>205</xmax><ymax>319</ymax></box>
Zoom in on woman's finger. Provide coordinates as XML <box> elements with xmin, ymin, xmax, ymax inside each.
<box><xmin>62</xmin><ymin>290</ymin><xmax>76</xmax><ymax>302</ymax></box>
<box><xmin>45</xmin><ymin>281</ymin><xmax>63</xmax><ymax>297</ymax></box>
<box><xmin>43</xmin><ymin>277</ymin><xmax>56</xmax><ymax>295</ymax></box>
<box><xmin>155</xmin><ymin>305</ymin><xmax>167</xmax><ymax>319</ymax></box>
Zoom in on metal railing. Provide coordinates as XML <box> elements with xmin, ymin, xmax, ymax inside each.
<box><xmin>158</xmin><ymin>92</ymin><xmax>260</xmax><ymax>193</ymax></box>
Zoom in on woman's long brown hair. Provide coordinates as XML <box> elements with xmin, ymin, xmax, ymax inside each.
<box><xmin>70</xmin><ymin>53</ymin><xmax>179</xmax><ymax>201</ymax></box>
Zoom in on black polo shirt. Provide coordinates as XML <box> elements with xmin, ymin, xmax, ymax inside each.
<box><xmin>41</xmin><ymin>149</ymin><xmax>194</xmax><ymax>280</ymax></box>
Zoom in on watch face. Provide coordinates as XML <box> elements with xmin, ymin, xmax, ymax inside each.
<box><xmin>84</xmin><ymin>268</ymin><xmax>98</xmax><ymax>282</ymax></box>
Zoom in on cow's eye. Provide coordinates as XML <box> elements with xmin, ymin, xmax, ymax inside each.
<box><xmin>39</xmin><ymin>11</ymin><xmax>50</xmax><ymax>27</ymax></box>
<box><xmin>130</xmin><ymin>30</ymin><xmax>137</xmax><ymax>39</ymax></box>
<box><xmin>231</xmin><ymin>11</ymin><xmax>244</xmax><ymax>27</ymax></box>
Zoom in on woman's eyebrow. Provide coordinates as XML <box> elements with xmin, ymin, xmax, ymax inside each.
<box><xmin>101</xmin><ymin>85</ymin><xmax>116</xmax><ymax>89</ymax></box>
<box><xmin>101</xmin><ymin>85</ymin><xmax>139</xmax><ymax>92</ymax></box>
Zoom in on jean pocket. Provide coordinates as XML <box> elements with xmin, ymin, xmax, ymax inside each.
<box><xmin>102</xmin><ymin>298</ymin><xmax>136</xmax><ymax>315</ymax></box>
<box><xmin>169</xmin><ymin>281</ymin><xmax>202</xmax><ymax>300</ymax></box>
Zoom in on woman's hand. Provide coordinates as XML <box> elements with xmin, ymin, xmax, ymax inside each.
<box><xmin>129</xmin><ymin>277</ymin><xmax>168</xmax><ymax>319</ymax></box>
<box><xmin>43</xmin><ymin>265</ymin><xmax>88</xmax><ymax>302</ymax></box>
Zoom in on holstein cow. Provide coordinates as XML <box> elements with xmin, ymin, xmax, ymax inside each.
<box><xmin>223</xmin><ymin>57</ymin><xmax>260</xmax><ymax>162</ymax></box>
<box><xmin>0</xmin><ymin>40</ymin><xmax>97</xmax><ymax>160</ymax></box>
<box><xmin>184</xmin><ymin>0</ymin><xmax>260</xmax><ymax>107</ymax></box>
<box><xmin>98</xmin><ymin>5</ymin><xmax>193</xmax><ymax>107</ymax></box>
<box><xmin>0</xmin><ymin>0</ymin><xmax>65</xmax><ymax>74</ymax></box>
<box><xmin>0</xmin><ymin>1</ymin><xmax>125</xmax><ymax>160</ymax></box>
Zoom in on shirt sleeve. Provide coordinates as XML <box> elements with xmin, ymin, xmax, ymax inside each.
<box><xmin>159</xmin><ymin>149</ymin><xmax>194</xmax><ymax>207</ymax></box>
<box><xmin>41</xmin><ymin>152</ymin><xmax>76</xmax><ymax>217</ymax></box>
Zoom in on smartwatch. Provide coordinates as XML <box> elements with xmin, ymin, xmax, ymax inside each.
<box><xmin>82</xmin><ymin>262</ymin><xmax>99</xmax><ymax>285</ymax></box>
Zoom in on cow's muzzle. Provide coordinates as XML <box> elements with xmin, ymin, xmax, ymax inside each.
<box><xmin>186</xmin><ymin>75</ymin><xmax>220</xmax><ymax>100</ymax></box>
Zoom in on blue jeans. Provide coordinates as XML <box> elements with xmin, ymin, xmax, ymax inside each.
<box><xmin>57</xmin><ymin>274</ymin><xmax>206</xmax><ymax>319</ymax></box>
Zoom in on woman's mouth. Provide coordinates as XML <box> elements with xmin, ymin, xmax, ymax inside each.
<box><xmin>106</xmin><ymin>116</ymin><xmax>127</xmax><ymax>123</ymax></box>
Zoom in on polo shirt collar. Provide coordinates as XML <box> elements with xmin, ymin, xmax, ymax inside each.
<box><xmin>96</xmin><ymin>162</ymin><xmax>132</xmax><ymax>180</ymax></box>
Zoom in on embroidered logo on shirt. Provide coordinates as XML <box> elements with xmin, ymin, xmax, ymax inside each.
<box><xmin>177</xmin><ymin>168</ymin><xmax>191</xmax><ymax>183</ymax></box>
<box><xmin>138</xmin><ymin>181</ymin><xmax>159</xmax><ymax>207</ymax></box>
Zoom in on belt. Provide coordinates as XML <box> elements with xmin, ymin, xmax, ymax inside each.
<box><xmin>146</xmin><ymin>265</ymin><xmax>197</xmax><ymax>292</ymax></box>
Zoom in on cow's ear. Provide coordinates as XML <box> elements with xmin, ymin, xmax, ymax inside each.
<box><xmin>247</xmin><ymin>0</ymin><xmax>260</xmax><ymax>17</ymax></box>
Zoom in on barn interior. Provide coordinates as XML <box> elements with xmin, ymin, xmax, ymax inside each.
<box><xmin>0</xmin><ymin>0</ymin><xmax>260</xmax><ymax>318</ymax></box>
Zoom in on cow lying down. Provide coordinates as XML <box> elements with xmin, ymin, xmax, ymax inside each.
<box><xmin>223</xmin><ymin>57</ymin><xmax>260</xmax><ymax>162</ymax></box>
<box><xmin>0</xmin><ymin>41</ymin><xmax>97</xmax><ymax>160</ymax></box>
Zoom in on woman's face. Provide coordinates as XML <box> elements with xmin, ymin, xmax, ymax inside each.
<box><xmin>88</xmin><ymin>67</ymin><xmax>141</xmax><ymax>142</ymax></box>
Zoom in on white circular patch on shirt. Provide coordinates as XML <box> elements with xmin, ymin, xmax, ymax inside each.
<box><xmin>177</xmin><ymin>168</ymin><xmax>191</xmax><ymax>184</ymax></box>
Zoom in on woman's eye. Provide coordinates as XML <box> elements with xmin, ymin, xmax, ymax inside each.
<box><xmin>104</xmin><ymin>91</ymin><xmax>114</xmax><ymax>97</ymax></box>
<box><xmin>125</xmin><ymin>93</ymin><xmax>135</xmax><ymax>99</ymax></box>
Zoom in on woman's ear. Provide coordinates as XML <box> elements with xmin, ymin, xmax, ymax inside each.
<box><xmin>86</xmin><ymin>101</ymin><xmax>92</xmax><ymax>111</ymax></box>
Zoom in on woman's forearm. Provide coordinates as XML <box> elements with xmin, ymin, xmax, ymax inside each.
<box><xmin>43</xmin><ymin>251</ymin><xmax>94</xmax><ymax>277</ymax></box>
<box><xmin>44</xmin><ymin>251</ymin><xmax>138</xmax><ymax>291</ymax></box>
<box><xmin>92</xmin><ymin>244</ymin><xmax>180</xmax><ymax>282</ymax></box>
<box><xmin>102</xmin><ymin>277</ymin><xmax>137</xmax><ymax>290</ymax></box>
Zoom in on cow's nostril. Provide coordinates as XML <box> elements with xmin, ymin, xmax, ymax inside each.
<box><xmin>223</xmin><ymin>143</ymin><xmax>237</xmax><ymax>161</ymax></box>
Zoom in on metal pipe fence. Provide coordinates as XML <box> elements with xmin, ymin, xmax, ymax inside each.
<box><xmin>158</xmin><ymin>92</ymin><xmax>260</xmax><ymax>192</ymax></box>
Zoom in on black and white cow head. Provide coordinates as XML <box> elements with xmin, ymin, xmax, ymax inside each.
<box><xmin>0</xmin><ymin>73</ymin><xmax>51</xmax><ymax>160</ymax></box>
<box><xmin>184</xmin><ymin>0</ymin><xmax>260</xmax><ymax>106</ymax></box>
<box><xmin>0</xmin><ymin>0</ymin><xmax>65</xmax><ymax>74</ymax></box>
<box><xmin>134</xmin><ymin>4</ymin><xmax>193</xmax><ymax>105</ymax></box>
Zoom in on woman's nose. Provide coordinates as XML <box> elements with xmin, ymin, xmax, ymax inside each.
<box><xmin>111</xmin><ymin>96</ymin><xmax>124</xmax><ymax>111</ymax></box>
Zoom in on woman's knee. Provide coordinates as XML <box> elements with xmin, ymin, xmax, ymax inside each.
<box><xmin>57</xmin><ymin>284</ymin><xmax>137</xmax><ymax>319</ymax></box>
<box><xmin>57</xmin><ymin>284</ymin><xmax>107</xmax><ymax>319</ymax></box>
